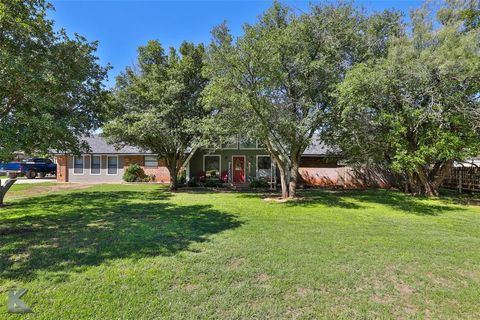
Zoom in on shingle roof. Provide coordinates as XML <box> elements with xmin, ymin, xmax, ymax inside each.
<box><xmin>81</xmin><ymin>135</ymin><xmax>153</xmax><ymax>154</ymax></box>
<box><xmin>302</xmin><ymin>134</ymin><xmax>339</xmax><ymax>156</ymax></box>
<box><xmin>56</xmin><ymin>134</ymin><xmax>335</xmax><ymax>156</ymax></box>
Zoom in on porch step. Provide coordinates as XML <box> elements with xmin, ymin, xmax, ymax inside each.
<box><xmin>229</xmin><ymin>183</ymin><xmax>250</xmax><ymax>190</ymax></box>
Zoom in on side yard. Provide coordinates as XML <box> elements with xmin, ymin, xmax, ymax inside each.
<box><xmin>1</xmin><ymin>184</ymin><xmax>480</xmax><ymax>319</ymax></box>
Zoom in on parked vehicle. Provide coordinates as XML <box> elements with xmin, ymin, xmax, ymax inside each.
<box><xmin>0</xmin><ymin>158</ymin><xmax>57</xmax><ymax>179</ymax></box>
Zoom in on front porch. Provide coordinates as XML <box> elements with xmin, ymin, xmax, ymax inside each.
<box><xmin>186</xmin><ymin>149</ymin><xmax>277</xmax><ymax>187</ymax></box>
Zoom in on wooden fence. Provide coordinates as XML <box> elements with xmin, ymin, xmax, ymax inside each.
<box><xmin>443</xmin><ymin>167</ymin><xmax>480</xmax><ymax>192</ymax></box>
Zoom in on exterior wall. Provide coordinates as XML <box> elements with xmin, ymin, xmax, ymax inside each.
<box><xmin>123</xmin><ymin>155</ymin><xmax>170</xmax><ymax>183</ymax></box>
<box><xmin>60</xmin><ymin>154</ymin><xmax>170</xmax><ymax>183</ymax></box>
<box><xmin>67</xmin><ymin>155</ymin><xmax>125</xmax><ymax>183</ymax></box>
<box><xmin>300</xmin><ymin>166</ymin><xmax>394</xmax><ymax>188</ymax></box>
<box><xmin>300</xmin><ymin>156</ymin><xmax>338</xmax><ymax>168</ymax></box>
<box><xmin>55</xmin><ymin>155</ymin><xmax>68</xmax><ymax>182</ymax></box>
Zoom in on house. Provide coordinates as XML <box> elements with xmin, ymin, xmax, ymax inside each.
<box><xmin>186</xmin><ymin>135</ymin><xmax>339</xmax><ymax>185</ymax></box>
<box><xmin>54</xmin><ymin>134</ymin><xmax>392</xmax><ymax>187</ymax></box>
<box><xmin>54</xmin><ymin>136</ymin><xmax>170</xmax><ymax>183</ymax></box>
<box><xmin>54</xmin><ymin>134</ymin><xmax>343</xmax><ymax>185</ymax></box>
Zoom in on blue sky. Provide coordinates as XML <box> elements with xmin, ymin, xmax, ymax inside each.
<box><xmin>49</xmin><ymin>0</ymin><xmax>423</xmax><ymax>86</ymax></box>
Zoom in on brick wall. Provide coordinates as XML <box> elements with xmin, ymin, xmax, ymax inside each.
<box><xmin>55</xmin><ymin>155</ymin><xmax>68</xmax><ymax>182</ymax></box>
<box><xmin>300</xmin><ymin>166</ymin><xmax>395</xmax><ymax>188</ymax></box>
<box><xmin>123</xmin><ymin>155</ymin><xmax>170</xmax><ymax>183</ymax></box>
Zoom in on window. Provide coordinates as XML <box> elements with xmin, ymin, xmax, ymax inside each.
<box><xmin>204</xmin><ymin>155</ymin><xmax>220</xmax><ymax>178</ymax></box>
<box><xmin>257</xmin><ymin>155</ymin><xmax>271</xmax><ymax>178</ymax></box>
<box><xmin>73</xmin><ymin>156</ymin><xmax>84</xmax><ymax>174</ymax></box>
<box><xmin>91</xmin><ymin>155</ymin><xmax>101</xmax><ymax>174</ymax></box>
<box><xmin>144</xmin><ymin>155</ymin><xmax>158</xmax><ymax>167</ymax></box>
<box><xmin>107</xmin><ymin>156</ymin><xmax>118</xmax><ymax>175</ymax></box>
<box><xmin>239</xmin><ymin>137</ymin><xmax>257</xmax><ymax>149</ymax></box>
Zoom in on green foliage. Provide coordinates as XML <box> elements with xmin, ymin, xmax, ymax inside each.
<box><xmin>123</xmin><ymin>164</ymin><xmax>147</xmax><ymax>182</ymax></box>
<box><xmin>204</xmin><ymin>180</ymin><xmax>223</xmax><ymax>188</ymax></box>
<box><xmin>332</xmin><ymin>0</ymin><xmax>480</xmax><ymax>195</ymax></box>
<box><xmin>0</xmin><ymin>0</ymin><xmax>109</xmax><ymax>158</ymax></box>
<box><xmin>186</xmin><ymin>178</ymin><xmax>198</xmax><ymax>187</ymax></box>
<box><xmin>104</xmin><ymin>40</ymin><xmax>209</xmax><ymax>190</ymax></box>
<box><xmin>249</xmin><ymin>179</ymin><xmax>270</xmax><ymax>189</ymax></box>
<box><xmin>203</xmin><ymin>2</ymin><xmax>403</xmax><ymax>197</ymax></box>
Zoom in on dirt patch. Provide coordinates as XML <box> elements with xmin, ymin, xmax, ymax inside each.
<box><xmin>256</xmin><ymin>273</ymin><xmax>269</xmax><ymax>282</ymax></box>
<box><xmin>9</xmin><ymin>183</ymin><xmax>94</xmax><ymax>198</ymax></box>
<box><xmin>227</xmin><ymin>257</ymin><xmax>244</xmax><ymax>269</ymax></box>
<box><xmin>263</xmin><ymin>197</ymin><xmax>305</xmax><ymax>203</ymax></box>
<box><xmin>296</xmin><ymin>287</ymin><xmax>313</xmax><ymax>297</ymax></box>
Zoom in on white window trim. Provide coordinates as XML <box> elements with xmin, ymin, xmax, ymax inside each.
<box><xmin>90</xmin><ymin>155</ymin><xmax>102</xmax><ymax>175</ymax></box>
<box><xmin>144</xmin><ymin>155</ymin><xmax>159</xmax><ymax>168</ymax></box>
<box><xmin>256</xmin><ymin>155</ymin><xmax>272</xmax><ymax>178</ymax></box>
<box><xmin>232</xmin><ymin>155</ymin><xmax>246</xmax><ymax>183</ymax></box>
<box><xmin>106</xmin><ymin>155</ymin><xmax>119</xmax><ymax>175</ymax></box>
<box><xmin>203</xmin><ymin>154</ymin><xmax>221</xmax><ymax>175</ymax></box>
<box><xmin>73</xmin><ymin>155</ymin><xmax>85</xmax><ymax>175</ymax></box>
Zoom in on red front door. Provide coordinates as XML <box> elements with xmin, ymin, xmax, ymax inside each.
<box><xmin>232</xmin><ymin>156</ymin><xmax>245</xmax><ymax>183</ymax></box>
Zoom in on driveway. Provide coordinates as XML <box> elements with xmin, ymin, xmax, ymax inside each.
<box><xmin>13</xmin><ymin>177</ymin><xmax>57</xmax><ymax>184</ymax></box>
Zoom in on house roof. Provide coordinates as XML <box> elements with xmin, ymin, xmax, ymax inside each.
<box><xmin>80</xmin><ymin>135</ymin><xmax>152</xmax><ymax>155</ymax></box>
<box><xmin>303</xmin><ymin>134</ymin><xmax>339</xmax><ymax>156</ymax></box>
<box><xmin>56</xmin><ymin>134</ymin><xmax>335</xmax><ymax>156</ymax></box>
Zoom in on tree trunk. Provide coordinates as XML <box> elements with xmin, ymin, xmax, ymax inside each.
<box><xmin>277</xmin><ymin>165</ymin><xmax>289</xmax><ymax>199</ymax></box>
<box><xmin>0</xmin><ymin>178</ymin><xmax>17</xmax><ymax>207</ymax></box>
<box><xmin>168</xmin><ymin>165</ymin><xmax>178</xmax><ymax>191</ymax></box>
<box><xmin>431</xmin><ymin>161</ymin><xmax>454</xmax><ymax>192</ymax></box>
<box><xmin>288</xmin><ymin>161</ymin><xmax>299</xmax><ymax>198</ymax></box>
<box><xmin>415</xmin><ymin>165</ymin><xmax>438</xmax><ymax>196</ymax></box>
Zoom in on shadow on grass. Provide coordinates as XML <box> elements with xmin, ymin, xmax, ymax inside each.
<box><xmin>238</xmin><ymin>189</ymin><xmax>463</xmax><ymax>216</ymax></box>
<box><xmin>347</xmin><ymin>189</ymin><xmax>465</xmax><ymax>216</ymax></box>
<box><xmin>238</xmin><ymin>190</ymin><xmax>363</xmax><ymax>209</ymax></box>
<box><xmin>0</xmin><ymin>188</ymin><xmax>242</xmax><ymax>281</ymax></box>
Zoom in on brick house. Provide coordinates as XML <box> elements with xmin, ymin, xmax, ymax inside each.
<box><xmin>54</xmin><ymin>134</ymin><xmax>392</xmax><ymax>187</ymax></box>
<box><xmin>54</xmin><ymin>135</ymin><xmax>170</xmax><ymax>183</ymax></box>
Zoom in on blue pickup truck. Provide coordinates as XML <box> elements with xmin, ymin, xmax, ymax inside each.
<box><xmin>0</xmin><ymin>158</ymin><xmax>57</xmax><ymax>179</ymax></box>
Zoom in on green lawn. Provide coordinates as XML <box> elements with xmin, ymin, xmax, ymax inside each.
<box><xmin>1</xmin><ymin>184</ymin><xmax>480</xmax><ymax>319</ymax></box>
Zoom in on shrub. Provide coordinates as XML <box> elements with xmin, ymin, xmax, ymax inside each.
<box><xmin>249</xmin><ymin>179</ymin><xmax>270</xmax><ymax>188</ymax></box>
<box><xmin>204</xmin><ymin>180</ymin><xmax>223</xmax><ymax>188</ymax></box>
<box><xmin>187</xmin><ymin>178</ymin><xmax>198</xmax><ymax>187</ymax></box>
<box><xmin>178</xmin><ymin>170</ymin><xmax>186</xmax><ymax>185</ymax></box>
<box><xmin>123</xmin><ymin>164</ymin><xmax>147</xmax><ymax>182</ymax></box>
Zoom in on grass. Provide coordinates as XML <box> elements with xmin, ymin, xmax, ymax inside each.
<box><xmin>1</xmin><ymin>184</ymin><xmax>480</xmax><ymax>319</ymax></box>
<box><xmin>3</xmin><ymin>182</ymin><xmax>58</xmax><ymax>200</ymax></box>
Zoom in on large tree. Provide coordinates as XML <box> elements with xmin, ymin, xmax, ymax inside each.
<box><xmin>104</xmin><ymin>40</ymin><xmax>209</xmax><ymax>191</ymax></box>
<box><xmin>0</xmin><ymin>0</ymin><xmax>109</xmax><ymax>204</ymax></box>
<box><xmin>332</xmin><ymin>0</ymin><xmax>480</xmax><ymax>196</ymax></box>
<box><xmin>203</xmin><ymin>2</ymin><xmax>403</xmax><ymax>198</ymax></box>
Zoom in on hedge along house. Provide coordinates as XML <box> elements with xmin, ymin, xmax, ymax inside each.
<box><xmin>54</xmin><ymin>135</ymin><xmax>170</xmax><ymax>183</ymax></box>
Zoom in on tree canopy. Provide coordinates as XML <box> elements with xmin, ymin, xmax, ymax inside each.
<box><xmin>104</xmin><ymin>40</ymin><xmax>209</xmax><ymax>190</ymax></box>
<box><xmin>0</xmin><ymin>0</ymin><xmax>109</xmax><ymax>160</ymax></box>
<box><xmin>331</xmin><ymin>0</ymin><xmax>480</xmax><ymax>196</ymax></box>
<box><xmin>203</xmin><ymin>2</ymin><xmax>403</xmax><ymax>198</ymax></box>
